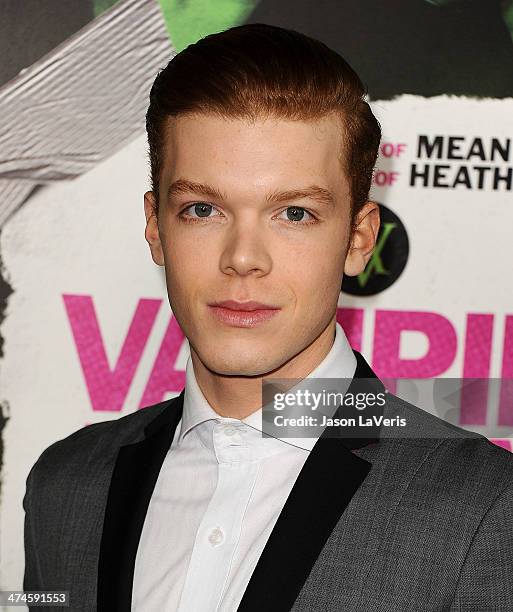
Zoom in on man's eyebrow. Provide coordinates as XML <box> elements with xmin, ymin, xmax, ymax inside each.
<box><xmin>167</xmin><ymin>179</ymin><xmax>225</xmax><ymax>202</ymax></box>
<box><xmin>167</xmin><ymin>179</ymin><xmax>335</xmax><ymax>207</ymax></box>
<box><xmin>267</xmin><ymin>185</ymin><xmax>335</xmax><ymax>208</ymax></box>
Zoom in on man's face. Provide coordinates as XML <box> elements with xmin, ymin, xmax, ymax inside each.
<box><xmin>144</xmin><ymin>112</ymin><xmax>370</xmax><ymax>377</ymax></box>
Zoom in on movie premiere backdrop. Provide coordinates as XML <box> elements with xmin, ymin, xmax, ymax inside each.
<box><xmin>1</xmin><ymin>0</ymin><xmax>512</xmax><ymax>598</ymax></box>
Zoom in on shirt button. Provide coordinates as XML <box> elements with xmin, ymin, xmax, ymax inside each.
<box><xmin>223</xmin><ymin>425</ymin><xmax>237</xmax><ymax>436</ymax></box>
<box><xmin>208</xmin><ymin>527</ymin><xmax>224</xmax><ymax>547</ymax></box>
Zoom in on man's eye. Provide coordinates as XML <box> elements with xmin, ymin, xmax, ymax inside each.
<box><xmin>278</xmin><ymin>206</ymin><xmax>316</xmax><ymax>224</ymax></box>
<box><xmin>178</xmin><ymin>203</ymin><xmax>317</xmax><ymax>225</ymax></box>
<box><xmin>179</xmin><ymin>202</ymin><xmax>219</xmax><ymax>220</ymax></box>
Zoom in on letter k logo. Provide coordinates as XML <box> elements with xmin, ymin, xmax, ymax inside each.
<box><xmin>357</xmin><ymin>222</ymin><xmax>396</xmax><ymax>288</ymax></box>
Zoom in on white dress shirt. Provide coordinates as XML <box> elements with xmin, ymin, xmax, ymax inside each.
<box><xmin>132</xmin><ymin>321</ymin><xmax>357</xmax><ymax>611</ymax></box>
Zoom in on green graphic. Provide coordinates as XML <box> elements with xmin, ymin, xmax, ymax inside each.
<box><xmin>94</xmin><ymin>0</ymin><xmax>120</xmax><ymax>18</ymax></box>
<box><xmin>159</xmin><ymin>0</ymin><xmax>257</xmax><ymax>52</ymax></box>
<box><xmin>357</xmin><ymin>222</ymin><xmax>396</xmax><ymax>288</ymax></box>
<box><xmin>505</xmin><ymin>1</ymin><xmax>513</xmax><ymax>41</ymax></box>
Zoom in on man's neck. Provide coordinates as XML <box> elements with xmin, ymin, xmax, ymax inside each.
<box><xmin>189</xmin><ymin>321</ymin><xmax>337</xmax><ymax>420</ymax></box>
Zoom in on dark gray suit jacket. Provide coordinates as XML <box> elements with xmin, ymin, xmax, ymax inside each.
<box><xmin>23</xmin><ymin>350</ymin><xmax>513</xmax><ymax>611</ymax></box>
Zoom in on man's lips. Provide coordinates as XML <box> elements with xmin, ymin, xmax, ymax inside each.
<box><xmin>208</xmin><ymin>303</ymin><xmax>281</xmax><ymax>327</ymax></box>
<box><xmin>209</xmin><ymin>299</ymin><xmax>281</xmax><ymax>312</ymax></box>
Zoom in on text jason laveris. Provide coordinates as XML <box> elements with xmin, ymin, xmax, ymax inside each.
<box><xmin>273</xmin><ymin>415</ymin><xmax>407</xmax><ymax>427</ymax></box>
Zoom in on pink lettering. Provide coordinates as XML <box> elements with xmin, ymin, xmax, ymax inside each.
<box><xmin>372</xmin><ymin>309</ymin><xmax>457</xmax><ymax>393</ymax></box>
<box><xmin>139</xmin><ymin>315</ymin><xmax>186</xmax><ymax>407</ymax></box>
<box><xmin>498</xmin><ymin>315</ymin><xmax>513</xmax><ymax>426</ymax></box>
<box><xmin>373</xmin><ymin>170</ymin><xmax>399</xmax><ymax>186</ymax></box>
<box><xmin>460</xmin><ymin>314</ymin><xmax>494</xmax><ymax>425</ymax></box>
<box><xmin>63</xmin><ymin>294</ymin><xmax>161</xmax><ymax>411</ymax></box>
<box><xmin>380</xmin><ymin>142</ymin><xmax>407</xmax><ymax>158</ymax></box>
<box><xmin>490</xmin><ymin>438</ymin><xmax>512</xmax><ymax>452</ymax></box>
<box><xmin>336</xmin><ymin>307</ymin><xmax>363</xmax><ymax>352</ymax></box>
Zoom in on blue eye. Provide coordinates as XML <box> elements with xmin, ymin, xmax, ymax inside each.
<box><xmin>178</xmin><ymin>203</ymin><xmax>318</xmax><ymax>226</ymax></box>
<box><xmin>279</xmin><ymin>206</ymin><xmax>315</xmax><ymax>223</ymax></box>
<box><xmin>182</xmin><ymin>202</ymin><xmax>218</xmax><ymax>219</ymax></box>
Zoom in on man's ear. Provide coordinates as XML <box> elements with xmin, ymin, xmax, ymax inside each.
<box><xmin>144</xmin><ymin>191</ymin><xmax>165</xmax><ymax>267</ymax></box>
<box><xmin>344</xmin><ymin>201</ymin><xmax>381</xmax><ymax>276</ymax></box>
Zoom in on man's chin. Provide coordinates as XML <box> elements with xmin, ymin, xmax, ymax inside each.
<box><xmin>200</xmin><ymin>351</ymin><xmax>286</xmax><ymax>378</ymax></box>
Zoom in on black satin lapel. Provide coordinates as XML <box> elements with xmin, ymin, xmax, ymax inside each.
<box><xmin>237</xmin><ymin>349</ymin><xmax>385</xmax><ymax>612</ymax></box>
<box><xmin>335</xmin><ymin>349</ymin><xmax>386</xmax><ymax>450</ymax></box>
<box><xmin>97</xmin><ymin>391</ymin><xmax>184</xmax><ymax>612</ymax></box>
<box><xmin>236</xmin><ymin>437</ymin><xmax>372</xmax><ymax>612</ymax></box>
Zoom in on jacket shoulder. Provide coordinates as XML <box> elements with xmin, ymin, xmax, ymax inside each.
<box><xmin>27</xmin><ymin>395</ymin><xmax>180</xmax><ymax>481</ymax></box>
<box><xmin>435</xmin><ymin>432</ymin><xmax>513</xmax><ymax>493</ymax></box>
<box><xmin>383</xmin><ymin>391</ymin><xmax>513</xmax><ymax>497</ymax></box>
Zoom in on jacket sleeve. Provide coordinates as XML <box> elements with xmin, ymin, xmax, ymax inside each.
<box><xmin>23</xmin><ymin>458</ymin><xmax>44</xmax><ymax>593</ymax></box>
<box><xmin>449</xmin><ymin>482</ymin><xmax>513</xmax><ymax>610</ymax></box>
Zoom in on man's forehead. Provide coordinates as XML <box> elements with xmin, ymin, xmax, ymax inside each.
<box><xmin>160</xmin><ymin>112</ymin><xmax>349</xmax><ymax>202</ymax></box>
<box><xmin>165</xmin><ymin>111</ymin><xmax>344</xmax><ymax>142</ymax></box>
<box><xmin>163</xmin><ymin>112</ymin><xmax>346</xmax><ymax>176</ymax></box>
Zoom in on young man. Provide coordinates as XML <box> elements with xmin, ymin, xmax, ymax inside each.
<box><xmin>24</xmin><ymin>23</ymin><xmax>513</xmax><ymax>611</ymax></box>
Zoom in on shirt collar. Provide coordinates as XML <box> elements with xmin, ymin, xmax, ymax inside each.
<box><xmin>179</xmin><ymin>321</ymin><xmax>357</xmax><ymax>450</ymax></box>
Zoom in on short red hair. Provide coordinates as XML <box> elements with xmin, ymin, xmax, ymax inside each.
<box><xmin>146</xmin><ymin>22</ymin><xmax>381</xmax><ymax>223</ymax></box>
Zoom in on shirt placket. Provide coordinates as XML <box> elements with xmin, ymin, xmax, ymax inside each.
<box><xmin>175</xmin><ymin>420</ymin><xmax>260</xmax><ymax>612</ymax></box>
